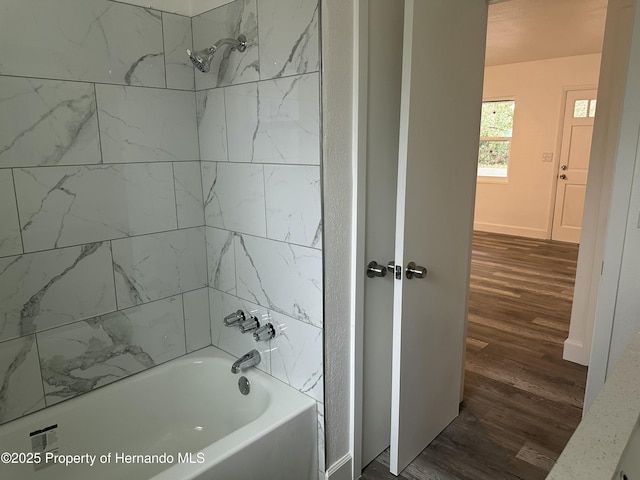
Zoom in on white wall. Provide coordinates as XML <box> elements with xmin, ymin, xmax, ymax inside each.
<box><xmin>321</xmin><ymin>0</ymin><xmax>356</xmax><ymax>477</ymax></box>
<box><xmin>586</xmin><ymin>0</ymin><xmax>640</xmax><ymax>409</ymax></box>
<box><xmin>565</xmin><ymin>0</ymin><xmax>635</xmax><ymax>366</ymax></box>
<box><xmin>607</xmin><ymin>139</ymin><xmax>640</xmax><ymax>368</ymax></box>
<box><xmin>475</xmin><ymin>54</ymin><xmax>601</xmax><ymax>239</ymax></box>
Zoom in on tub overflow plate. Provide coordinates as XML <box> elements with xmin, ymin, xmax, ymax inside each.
<box><xmin>238</xmin><ymin>376</ymin><xmax>250</xmax><ymax>395</ymax></box>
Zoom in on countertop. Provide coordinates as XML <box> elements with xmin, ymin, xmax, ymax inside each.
<box><xmin>547</xmin><ymin>332</ymin><xmax>640</xmax><ymax>479</ymax></box>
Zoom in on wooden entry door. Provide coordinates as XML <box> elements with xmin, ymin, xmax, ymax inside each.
<box><xmin>551</xmin><ymin>89</ymin><xmax>597</xmax><ymax>243</ymax></box>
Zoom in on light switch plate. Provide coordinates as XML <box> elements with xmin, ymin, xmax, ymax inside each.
<box><xmin>542</xmin><ymin>152</ymin><xmax>553</xmax><ymax>162</ymax></box>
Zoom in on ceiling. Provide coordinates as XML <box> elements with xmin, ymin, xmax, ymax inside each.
<box><xmin>115</xmin><ymin>0</ymin><xmax>231</xmax><ymax>16</ymax></box>
<box><xmin>119</xmin><ymin>0</ymin><xmax>607</xmax><ymax>65</ymax></box>
<box><xmin>486</xmin><ymin>0</ymin><xmax>608</xmax><ymax>66</ymax></box>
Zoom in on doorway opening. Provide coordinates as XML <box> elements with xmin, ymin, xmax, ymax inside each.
<box><xmin>470</xmin><ymin>7</ymin><xmax>607</xmax><ymax>470</ymax></box>
<box><xmin>452</xmin><ymin>0</ymin><xmax>605</xmax><ymax>477</ymax></box>
<box><xmin>357</xmin><ymin>0</ymin><xmax>609</xmax><ymax>478</ymax></box>
<box><xmin>363</xmin><ymin>233</ymin><xmax>587</xmax><ymax>479</ymax></box>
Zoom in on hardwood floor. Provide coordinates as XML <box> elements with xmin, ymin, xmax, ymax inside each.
<box><xmin>361</xmin><ymin>231</ymin><xmax>588</xmax><ymax>480</ymax></box>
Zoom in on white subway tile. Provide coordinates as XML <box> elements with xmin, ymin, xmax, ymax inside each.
<box><xmin>265</xmin><ymin>165</ymin><xmax>321</xmax><ymax>248</ymax></box>
<box><xmin>112</xmin><ymin>227</ymin><xmax>207</xmax><ymax>309</ymax></box>
<box><xmin>163</xmin><ymin>13</ymin><xmax>195</xmax><ymax>91</ymax></box>
<box><xmin>96</xmin><ymin>85</ymin><xmax>198</xmax><ymax>164</ymax></box>
<box><xmin>14</xmin><ymin>164</ymin><xmax>178</xmax><ymax>252</ymax></box>
<box><xmin>192</xmin><ymin>0</ymin><xmax>259</xmax><ymax>90</ymax></box>
<box><xmin>37</xmin><ymin>296</ymin><xmax>186</xmax><ymax>405</ymax></box>
<box><xmin>174</xmin><ymin>162</ymin><xmax>205</xmax><ymax>228</ymax></box>
<box><xmin>0</xmin><ymin>0</ymin><xmax>165</xmax><ymax>86</ymax></box>
<box><xmin>0</xmin><ymin>77</ymin><xmax>100</xmax><ymax>168</ymax></box>
<box><xmin>205</xmin><ymin>227</ymin><xmax>237</xmax><ymax>294</ymax></box>
<box><xmin>258</xmin><ymin>0</ymin><xmax>319</xmax><ymax>79</ymax></box>
<box><xmin>0</xmin><ymin>243</ymin><xmax>117</xmax><ymax>342</ymax></box>
<box><xmin>234</xmin><ymin>234</ymin><xmax>323</xmax><ymax>327</ymax></box>
<box><xmin>197</xmin><ymin>89</ymin><xmax>228</xmax><ymax>162</ymax></box>
<box><xmin>184</xmin><ymin>288</ymin><xmax>211</xmax><ymax>352</ymax></box>
<box><xmin>0</xmin><ymin>336</ymin><xmax>44</xmax><ymax>424</ymax></box>
<box><xmin>202</xmin><ymin>162</ymin><xmax>266</xmax><ymax>236</ymax></box>
<box><xmin>0</xmin><ymin>171</ymin><xmax>22</xmax><ymax>258</ymax></box>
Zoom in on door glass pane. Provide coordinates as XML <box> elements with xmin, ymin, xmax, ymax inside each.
<box><xmin>573</xmin><ymin>100</ymin><xmax>588</xmax><ymax>118</ymax></box>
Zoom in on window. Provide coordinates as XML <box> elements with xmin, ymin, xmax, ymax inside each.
<box><xmin>478</xmin><ymin>100</ymin><xmax>515</xmax><ymax>178</ymax></box>
<box><xmin>573</xmin><ymin>98</ymin><xmax>597</xmax><ymax>118</ymax></box>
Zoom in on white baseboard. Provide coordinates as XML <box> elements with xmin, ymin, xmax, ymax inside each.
<box><xmin>563</xmin><ymin>338</ymin><xmax>590</xmax><ymax>366</ymax></box>
<box><xmin>326</xmin><ymin>454</ymin><xmax>353</xmax><ymax>480</ymax></box>
<box><xmin>473</xmin><ymin>222</ymin><xmax>548</xmax><ymax>239</ymax></box>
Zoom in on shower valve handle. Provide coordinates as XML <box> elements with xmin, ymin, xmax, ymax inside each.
<box><xmin>253</xmin><ymin>323</ymin><xmax>276</xmax><ymax>342</ymax></box>
<box><xmin>239</xmin><ymin>316</ymin><xmax>260</xmax><ymax>333</ymax></box>
<box><xmin>224</xmin><ymin>310</ymin><xmax>245</xmax><ymax>327</ymax></box>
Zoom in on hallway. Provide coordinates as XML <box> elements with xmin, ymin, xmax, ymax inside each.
<box><xmin>361</xmin><ymin>231</ymin><xmax>588</xmax><ymax>480</ymax></box>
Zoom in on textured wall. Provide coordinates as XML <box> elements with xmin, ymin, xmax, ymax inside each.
<box><xmin>321</xmin><ymin>0</ymin><xmax>355</xmax><ymax>475</ymax></box>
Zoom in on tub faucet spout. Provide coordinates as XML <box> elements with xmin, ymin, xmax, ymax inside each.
<box><xmin>231</xmin><ymin>349</ymin><xmax>261</xmax><ymax>374</ymax></box>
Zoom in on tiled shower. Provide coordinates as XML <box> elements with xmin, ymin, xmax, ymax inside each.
<box><xmin>0</xmin><ymin>0</ymin><xmax>324</xmax><ymax>476</ymax></box>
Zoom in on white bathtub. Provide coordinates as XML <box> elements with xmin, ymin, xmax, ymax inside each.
<box><xmin>0</xmin><ymin>346</ymin><xmax>317</xmax><ymax>480</ymax></box>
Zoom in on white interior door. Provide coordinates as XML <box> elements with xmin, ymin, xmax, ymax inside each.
<box><xmin>390</xmin><ymin>0</ymin><xmax>487</xmax><ymax>474</ymax></box>
<box><xmin>551</xmin><ymin>89</ymin><xmax>597</xmax><ymax>243</ymax></box>
<box><xmin>361</xmin><ymin>0</ymin><xmax>404</xmax><ymax>468</ymax></box>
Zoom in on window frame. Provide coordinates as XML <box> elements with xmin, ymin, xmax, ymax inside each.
<box><xmin>477</xmin><ymin>98</ymin><xmax>515</xmax><ymax>182</ymax></box>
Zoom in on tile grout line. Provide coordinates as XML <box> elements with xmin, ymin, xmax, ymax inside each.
<box><xmin>0</xmin><ymin>159</ymin><xmax>322</xmax><ymax>171</ymax></box>
<box><xmin>181</xmin><ymin>291</ymin><xmax>189</xmax><ymax>353</ymax></box>
<box><xmin>190</xmin><ymin>13</ymin><xmax>213</xmax><ymax>349</ymax></box>
<box><xmin>160</xmin><ymin>11</ymin><xmax>168</xmax><ymax>89</ymax></box>
<box><xmin>1</xmin><ymin>225</ymin><xmax>206</xmax><ymax>260</ymax></box>
<box><xmin>261</xmin><ymin>164</ymin><xmax>269</xmax><ymax>239</ymax></box>
<box><xmin>32</xmin><ymin>334</ymin><xmax>48</xmax><ymax>411</ymax></box>
<box><xmin>171</xmin><ymin>162</ymin><xmax>180</xmax><ymax>228</ymax></box>
<box><xmin>222</xmin><ymin>83</ymin><xmax>231</xmax><ymax>163</ymax></box>
<box><xmin>93</xmin><ymin>83</ymin><xmax>105</xmax><ymax>165</ymax></box>
<box><xmin>10</xmin><ymin>168</ymin><xmax>25</xmax><ymax>254</ymax></box>
<box><xmin>109</xmin><ymin>240</ymin><xmax>120</xmax><ymax>312</ymax></box>
<box><xmin>0</xmin><ymin>222</ymin><xmax>321</xmax><ymax>263</ymax></box>
<box><xmin>0</xmin><ymin>72</ymin><xmax>195</xmax><ymax>93</ymax></box>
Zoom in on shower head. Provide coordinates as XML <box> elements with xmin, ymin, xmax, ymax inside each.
<box><xmin>187</xmin><ymin>35</ymin><xmax>248</xmax><ymax>74</ymax></box>
<box><xmin>187</xmin><ymin>47</ymin><xmax>215</xmax><ymax>73</ymax></box>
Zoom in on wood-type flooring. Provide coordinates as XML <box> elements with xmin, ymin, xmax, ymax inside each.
<box><xmin>361</xmin><ymin>231</ymin><xmax>588</xmax><ymax>480</ymax></box>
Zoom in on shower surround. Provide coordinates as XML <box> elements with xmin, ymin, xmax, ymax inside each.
<box><xmin>192</xmin><ymin>0</ymin><xmax>324</xmax><ymax>474</ymax></box>
<box><xmin>0</xmin><ymin>0</ymin><xmax>323</xmax><ymax>475</ymax></box>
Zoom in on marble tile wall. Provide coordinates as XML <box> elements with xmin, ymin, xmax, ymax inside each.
<box><xmin>1</xmin><ymin>1</ymin><xmax>324</xmax><ymax>475</ymax></box>
<box><xmin>0</xmin><ymin>0</ymin><xmax>205</xmax><ymax>425</ymax></box>
<box><xmin>192</xmin><ymin>0</ymin><xmax>324</xmax><ymax>475</ymax></box>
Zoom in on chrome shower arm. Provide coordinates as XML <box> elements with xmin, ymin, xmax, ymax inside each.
<box><xmin>212</xmin><ymin>35</ymin><xmax>247</xmax><ymax>52</ymax></box>
<box><xmin>187</xmin><ymin>34</ymin><xmax>247</xmax><ymax>73</ymax></box>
